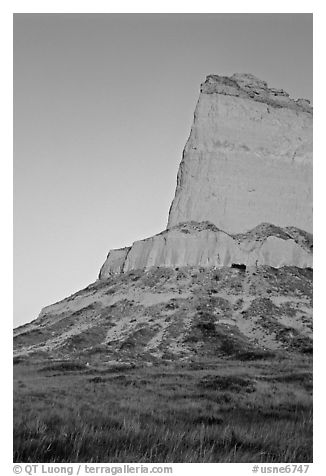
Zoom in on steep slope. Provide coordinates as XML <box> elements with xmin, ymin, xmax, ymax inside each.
<box><xmin>167</xmin><ymin>74</ymin><xmax>312</xmax><ymax>233</ymax></box>
<box><xmin>14</xmin><ymin>266</ymin><xmax>312</xmax><ymax>363</ymax></box>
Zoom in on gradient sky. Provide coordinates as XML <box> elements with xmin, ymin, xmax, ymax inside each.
<box><xmin>14</xmin><ymin>13</ymin><xmax>312</xmax><ymax>327</ymax></box>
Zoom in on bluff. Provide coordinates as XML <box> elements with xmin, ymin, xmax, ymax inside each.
<box><xmin>167</xmin><ymin>73</ymin><xmax>312</xmax><ymax>233</ymax></box>
<box><xmin>14</xmin><ymin>76</ymin><xmax>313</xmax><ymax>467</ymax></box>
<box><xmin>99</xmin><ymin>222</ymin><xmax>312</xmax><ymax>279</ymax></box>
<box><xmin>100</xmin><ymin>74</ymin><xmax>312</xmax><ymax>276</ymax></box>
<box><xmin>14</xmin><ymin>73</ymin><xmax>313</xmax><ymax>363</ymax></box>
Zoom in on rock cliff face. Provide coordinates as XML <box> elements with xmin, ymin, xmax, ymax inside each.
<box><xmin>167</xmin><ymin>73</ymin><xmax>312</xmax><ymax>233</ymax></box>
<box><xmin>99</xmin><ymin>73</ymin><xmax>313</xmax><ymax>277</ymax></box>
<box><xmin>99</xmin><ymin>222</ymin><xmax>312</xmax><ymax>279</ymax></box>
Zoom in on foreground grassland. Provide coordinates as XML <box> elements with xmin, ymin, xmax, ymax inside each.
<box><xmin>13</xmin><ymin>356</ymin><xmax>312</xmax><ymax>463</ymax></box>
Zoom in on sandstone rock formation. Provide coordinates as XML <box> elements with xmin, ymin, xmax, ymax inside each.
<box><xmin>98</xmin><ymin>73</ymin><xmax>313</xmax><ymax>277</ymax></box>
<box><xmin>99</xmin><ymin>222</ymin><xmax>312</xmax><ymax>279</ymax></box>
<box><xmin>167</xmin><ymin>73</ymin><xmax>312</xmax><ymax>233</ymax></box>
<box><xmin>14</xmin><ymin>74</ymin><xmax>313</xmax><ymax>363</ymax></box>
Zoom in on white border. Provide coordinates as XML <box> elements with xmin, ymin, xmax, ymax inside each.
<box><xmin>2</xmin><ymin>2</ymin><xmax>323</xmax><ymax>473</ymax></box>
<box><xmin>7</xmin><ymin>1</ymin><xmax>315</xmax><ymax>13</ymax></box>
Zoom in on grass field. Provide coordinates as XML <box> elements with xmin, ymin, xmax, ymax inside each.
<box><xmin>13</xmin><ymin>355</ymin><xmax>312</xmax><ymax>463</ymax></box>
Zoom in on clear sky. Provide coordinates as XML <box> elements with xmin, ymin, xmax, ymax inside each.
<box><xmin>14</xmin><ymin>13</ymin><xmax>312</xmax><ymax>327</ymax></box>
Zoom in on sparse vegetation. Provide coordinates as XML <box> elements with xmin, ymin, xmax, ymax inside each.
<box><xmin>13</xmin><ymin>266</ymin><xmax>313</xmax><ymax>462</ymax></box>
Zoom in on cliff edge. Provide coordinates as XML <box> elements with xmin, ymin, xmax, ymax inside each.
<box><xmin>167</xmin><ymin>73</ymin><xmax>312</xmax><ymax>233</ymax></box>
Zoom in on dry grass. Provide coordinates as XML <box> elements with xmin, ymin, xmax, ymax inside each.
<box><xmin>14</xmin><ymin>356</ymin><xmax>312</xmax><ymax>463</ymax></box>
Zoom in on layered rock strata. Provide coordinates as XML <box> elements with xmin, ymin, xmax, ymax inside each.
<box><xmin>167</xmin><ymin>73</ymin><xmax>312</xmax><ymax>233</ymax></box>
<box><xmin>99</xmin><ymin>222</ymin><xmax>312</xmax><ymax>279</ymax></box>
<box><xmin>98</xmin><ymin>74</ymin><xmax>312</xmax><ymax>277</ymax></box>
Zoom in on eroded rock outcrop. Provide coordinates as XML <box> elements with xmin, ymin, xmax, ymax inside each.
<box><xmin>167</xmin><ymin>73</ymin><xmax>312</xmax><ymax>233</ymax></box>
<box><xmin>15</xmin><ymin>74</ymin><xmax>313</xmax><ymax>362</ymax></box>
<box><xmin>99</xmin><ymin>73</ymin><xmax>313</xmax><ymax>277</ymax></box>
<box><xmin>99</xmin><ymin>222</ymin><xmax>312</xmax><ymax>279</ymax></box>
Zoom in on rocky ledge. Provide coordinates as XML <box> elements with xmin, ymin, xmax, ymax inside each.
<box><xmin>201</xmin><ymin>73</ymin><xmax>312</xmax><ymax>113</ymax></box>
<box><xmin>99</xmin><ymin>222</ymin><xmax>312</xmax><ymax>279</ymax></box>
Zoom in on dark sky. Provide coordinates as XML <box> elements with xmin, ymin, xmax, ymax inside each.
<box><xmin>14</xmin><ymin>13</ymin><xmax>312</xmax><ymax>326</ymax></box>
